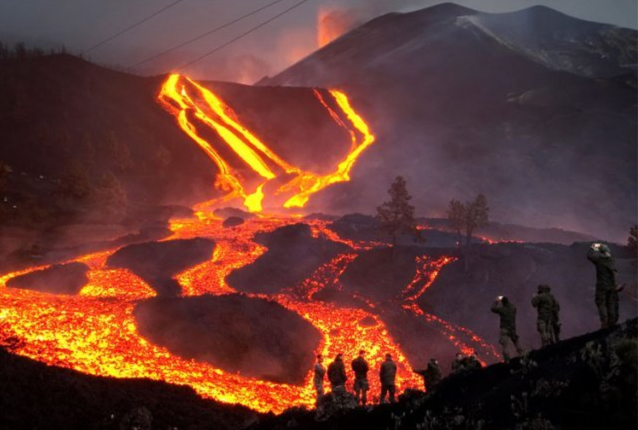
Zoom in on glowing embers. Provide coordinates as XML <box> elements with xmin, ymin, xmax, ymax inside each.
<box><xmin>157</xmin><ymin>74</ymin><xmax>375</xmax><ymax>212</ymax></box>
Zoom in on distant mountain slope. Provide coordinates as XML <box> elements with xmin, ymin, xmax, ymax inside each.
<box><xmin>260</xmin><ymin>3</ymin><xmax>637</xmax><ymax>241</ymax></box>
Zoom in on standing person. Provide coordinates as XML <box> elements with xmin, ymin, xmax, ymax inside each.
<box><xmin>531</xmin><ymin>285</ymin><xmax>560</xmax><ymax>346</ymax></box>
<box><xmin>351</xmin><ymin>350</ymin><xmax>370</xmax><ymax>406</ymax></box>
<box><xmin>327</xmin><ymin>353</ymin><xmax>347</xmax><ymax>390</ymax></box>
<box><xmin>313</xmin><ymin>354</ymin><xmax>326</xmax><ymax>403</ymax></box>
<box><xmin>491</xmin><ymin>296</ymin><xmax>524</xmax><ymax>362</ymax></box>
<box><xmin>379</xmin><ymin>353</ymin><xmax>397</xmax><ymax>403</ymax></box>
<box><xmin>587</xmin><ymin>243</ymin><xmax>623</xmax><ymax>328</ymax></box>
<box><xmin>414</xmin><ymin>359</ymin><xmax>441</xmax><ymax>391</ymax></box>
<box><xmin>424</xmin><ymin>358</ymin><xmax>442</xmax><ymax>389</ymax></box>
<box><xmin>451</xmin><ymin>352</ymin><xmax>465</xmax><ymax>374</ymax></box>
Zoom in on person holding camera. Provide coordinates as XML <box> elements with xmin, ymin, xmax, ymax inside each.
<box><xmin>491</xmin><ymin>296</ymin><xmax>524</xmax><ymax>362</ymax></box>
<box><xmin>587</xmin><ymin>243</ymin><xmax>623</xmax><ymax>329</ymax></box>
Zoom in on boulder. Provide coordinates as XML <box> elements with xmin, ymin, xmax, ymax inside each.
<box><xmin>6</xmin><ymin>262</ymin><xmax>89</xmax><ymax>295</ymax></box>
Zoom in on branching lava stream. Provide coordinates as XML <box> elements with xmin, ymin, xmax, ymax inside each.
<box><xmin>0</xmin><ymin>76</ymin><xmax>497</xmax><ymax>414</ymax></box>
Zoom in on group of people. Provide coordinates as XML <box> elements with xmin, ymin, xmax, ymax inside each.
<box><xmin>313</xmin><ymin>243</ymin><xmax>626</xmax><ymax>404</ymax></box>
<box><xmin>490</xmin><ymin>242</ymin><xmax>625</xmax><ymax>361</ymax></box>
<box><xmin>313</xmin><ymin>351</ymin><xmax>398</xmax><ymax>406</ymax></box>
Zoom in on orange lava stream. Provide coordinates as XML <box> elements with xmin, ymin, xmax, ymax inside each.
<box><xmin>400</xmin><ymin>256</ymin><xmax>500</xmax><ymax>360</ymax></box>
<box><xmin>157</xmin><ymin>74</ymin><xmax>375</xmax><ymax>213</ymax></box>
<box><xmin>0</xmin><ymin>216</ymin><xmax>500</xmax><ymax>413</ymax></box>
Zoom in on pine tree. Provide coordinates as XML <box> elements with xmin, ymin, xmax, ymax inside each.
<box><xmin>376</xmin><ymin>175</ymin><xmax>418</xmax><ymax>255</ymax></box>
<box><xmin>447</xmin><ymin>194</ymin><xmax>489</xmax><ymax>270</ymax></box>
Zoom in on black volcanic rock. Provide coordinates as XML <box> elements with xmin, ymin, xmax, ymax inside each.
<box><xmin>340</xmin><ymin>247</ymin><xmax>421</xmax><ymax>301</ymax></box>
<box><xmin>6</xmin><ymin>262</ymin><xmax>89</xmax><ymax>295</ymax></box>
<box><xmin>227</xmin><ymin>223</ymin><xmax>350</xmax><ymax>294</ymax></box>
<box><xmin>260</xmin><ymin>4</ymin><xmax>637</xmax><ymax>242</ymax></box>
<box><xmin>222</xmin><ymin>216</ymin><xmax>245</xmax><ymax>228</ymax></box>
<box><xmin>214</xmin><ymin>207</ymin><xmax>256</xmax><ymax>221</ymax></box>
<box><xmin>133</xmin><ymin>294</ymin><xmax>322</xmax><ymax>385</ymax></box>
<box><xmin>107</xmin><ymin>238</ymin><xmax>215</xmax><ymax>296</ymax></box>
<box><xmin>0</xmin><ymin>348</ymin><xmax>258</xmax><ymax>430</ymax></box>
<box><xmin>329</xmin><ymin>213</ymin><xmax>380</xmax><ymax>242</ymax></box>
<box><xmin>339</xmin><ymin>246</ymin><xmax>455</xmax><ymax>302</ymax></box>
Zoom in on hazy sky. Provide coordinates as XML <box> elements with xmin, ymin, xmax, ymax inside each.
<box><xmin>1</xmin><ymin>0</ymin><xmax>636</xmax><ymax>82</ymax></box>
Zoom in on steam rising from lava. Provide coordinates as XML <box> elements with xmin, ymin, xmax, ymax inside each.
<box><xmin>317</xmin><ymin>7</ymin><xmax>358</xmax><ymax>47</ymax></box>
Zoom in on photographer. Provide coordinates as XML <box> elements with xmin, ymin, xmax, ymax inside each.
<box><xmin>587</xmin><ymin>243</ymin><xmax>623</xmax><ymax>328</ymax></box>
<box><xmin>490</xmin><ymin>296</ymin><xmax>524</xmax><ymax>362</ymax></box>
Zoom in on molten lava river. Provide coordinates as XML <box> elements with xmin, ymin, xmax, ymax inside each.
<box><xmin>0</xmin><ymin>75</ymin><xmax>497</xmax><ymax>414</ymax></box>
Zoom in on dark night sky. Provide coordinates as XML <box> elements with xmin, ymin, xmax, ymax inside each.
<box><xmin>1</xmin><ymin>0</ymin><xmax>636</xmax><ymax>83</ymax></box>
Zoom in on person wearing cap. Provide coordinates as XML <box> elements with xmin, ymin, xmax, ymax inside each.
<box><xmin>587</xmin><ymin>243</ymin><xmax>623</xmax><ymax>328</ymax></box>
<box><xmin>313</xmin><ymin>354</ymin><xmax>326</xmax><ymax>403</ymax></box>
<box><xmin>351</xmin><ymin>350</ymin><xmax>370</xmax><ymax>406</ymax></box>
<box><xmin>379</xmin><ymin>353</ymin><xmax>397</xmax><ymax>403</ymax></box>
<box><xmin>531</xmin><ymin>284</ymin><xmax>560</xmax><ymax>346</ymax></box>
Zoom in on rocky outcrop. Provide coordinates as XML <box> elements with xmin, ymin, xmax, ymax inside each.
<box><xmin>133</xmin><ymin>294</ymin><xmax>322</xmax><ymax>384</ymax></box>
<box><xmin>106</xmin><ymin>238</ymin><xmax>215</xmax><ymax>296</ymax></box>
<box><xmin>227</xmin><ymin>223</ymin><xmax>350</xmax><ymax>294</ymax></box>
<box><xmin>6</xmin><ymin>262</ymin><xmax>89</xmax><ymax>295</ymax></box>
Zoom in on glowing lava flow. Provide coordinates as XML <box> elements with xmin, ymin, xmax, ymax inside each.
<box><xmin>0</xmin><ymin>76</ymin><xmax>499</xmax><ymax>413</ymax></box>
<box><xmin>0</xmin><ymin>217</ymin><xmax>425</xmax><ymax>413</ymax></box>
<box><xmin>157</xmin><ymin>74</ymin><xmax>375</xmax><ymax>212</ymax></box>
<box><xmin>400</xmin><ymin>256</ymin><xmax>500</xmax><ymax>360</ymax></box>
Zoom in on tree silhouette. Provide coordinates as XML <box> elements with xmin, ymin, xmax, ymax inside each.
<box><xmin>629</xmin><ymin>225</ymin><xmax>637</xmax><ymax>256</ymax></box>
<box><xmin>465</xmin><ymin>193</ymin><xmax>489</xmax><ymax>246</ymax></box>
<box><xmin>376</xmin><ymin>175</ymin><xmax>419</xmax><ymax>256</ymax></box>
<box><xmin>447</xmin><ymin>199</ymin><xmax>465</xmax><ymax>247</ymax></box>
<box><xmin>447</xmin><ymin>194</ymin><xmax>489</xmax><ymax>270</ymax></box>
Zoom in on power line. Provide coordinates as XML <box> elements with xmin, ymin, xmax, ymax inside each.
<box><xmin>176</xmin><ymin>0</ymin><xmax>312</xmax><ymax>72</ymax></box>
<box><xmin>82</xmin><ymin>0</ymin><xmax>186</xmax><ymax>55</ymax></box>
<box><xmin>128</xmin><ymin>0</ymin><xmax>288</xmax><ymax>71</ymax></box>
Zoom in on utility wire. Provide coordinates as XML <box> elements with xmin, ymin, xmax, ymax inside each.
<box><xmin>82</xmin><ymin>0</ymin><xmax>186</xmax><ymax>55</ymax></box>
<box><xmin>176</xmin><ymin>0</ymin><xmax>312</xmax><ymax>72</ymax></box>
<box><xmin>128</xmin><ymin>0</ymin><xmax>288</xmax><ymax>71</ymax></box>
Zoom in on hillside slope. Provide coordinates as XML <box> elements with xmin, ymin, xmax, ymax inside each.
<box><xmin>250</xmin><ymin>318</ymin><xmax>638</xmax><ymax>430</ymax></box>
<box><xmin>260</xmin><ymin>4</ymin><xmax>637</xmax><ymax>241</ymax></box>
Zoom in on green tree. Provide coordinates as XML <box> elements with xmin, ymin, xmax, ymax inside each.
<box><xmin>465</xmin><ymin>193</ymin><xmax>489</xmax><ymax>247</ymax></box>
<box><xmin>447</xmin><ymin>193</ymin><xmax>489</xmax><ymax>270</ymax></box>
<box><xmin>376</xmin><ymin>175</ymin><xmax>419</xmax><ymax>256</ymax></box>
